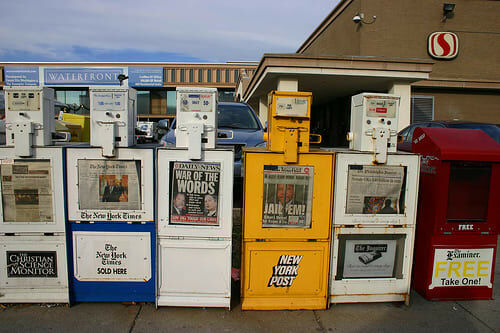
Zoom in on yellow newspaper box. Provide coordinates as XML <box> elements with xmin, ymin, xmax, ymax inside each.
<box><xmin>241</xmin><ymin>91</ymin><xmax>334</xmax><ymax>310</ymax></box>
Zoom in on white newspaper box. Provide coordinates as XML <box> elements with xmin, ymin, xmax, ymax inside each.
<box><xmin>0</xmin><ymin>87</ymin><xmax>68</xmax><ymax>303</ymax></box>
<box><xmin>157</xmin><ymin>86</ymin><xmax>233</xmax><ymax>308</ymax></box>
<box><xmin>348</xmin><ymin>93</ymin><xmax>400</xmax><ymax>164</ymax></box>
<box><xmin>90</xmin><ymin>87</ymin><xmax>137</xmax><ymax>157</ymax></box>
<box><xmin>327</xmin><ymin>148</ymin><xmax>420</xmax><ymax>305</ymax></box>
<box><xmin>157</xmin><ymin>148</ymin><xmax>233</xmax><ymax>308</ymax></box>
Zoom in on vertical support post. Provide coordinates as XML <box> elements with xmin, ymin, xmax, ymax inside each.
<box><xmin>389</xmin><ymin>82</ymin><xmax>411</xmax><ymax>131</ymax></box>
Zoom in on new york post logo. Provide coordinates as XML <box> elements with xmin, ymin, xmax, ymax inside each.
<box><xmin>268</xmin><ymin>254</ymin><xmax>303</xmax><ymax>287</ymax></box>
<box><xmin>428</xmin><ymin>32</ymin><xmax>459</xmax><ymax>59</ymax></box>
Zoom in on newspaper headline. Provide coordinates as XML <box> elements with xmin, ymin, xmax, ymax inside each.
<box><xmin>170</xmin><ymin>161</ymin><xmax>221</xmax><ymax>226</ymax></box>
<box><xmin>262</xmin><ymin>165</ymin><xmax>314</xmax><ymax>228</ymax></box>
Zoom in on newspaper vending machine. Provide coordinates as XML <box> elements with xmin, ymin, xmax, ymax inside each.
<box><xmin>156</xmin><ymin>87</ymin><xmax>233</xmax><ymax>308</ymax></box>
<box><xmin>329</xmin><ymin>93</ymin><xmax>420</xmax><ymax>305</ymax></box>
<box><xmin>412</xmin><ymin>127</ymin><xmax>500</xmax><ymax>300</ymax></box>
<box><xmin>0</xmin><ymin>87</ymin><xmax>69</xmax><ymax>303</ymax></box>
<box><xmin>66</xmin><ymin>86</ymin><xmax>156</xmax><ymax>302</ymax></box>
<box><xmin>241</xmin><ymin>91</ymin><xmax>334</xmax><ymax>310</ymax></box>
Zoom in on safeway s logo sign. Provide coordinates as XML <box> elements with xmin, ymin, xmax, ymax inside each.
<box><xmin>428</xmin><ymin>32</ymin><xmax>459</xmax><ymax>59</ymax></box>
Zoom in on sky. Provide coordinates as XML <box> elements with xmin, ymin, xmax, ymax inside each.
<box><xmin>0</xmin><ymin>0</ymin><xmax>339</xmax><ymax>63</ymax></box>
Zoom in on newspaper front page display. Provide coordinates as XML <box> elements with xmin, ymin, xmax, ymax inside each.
<box><xmin>78</xmin><ymin>160</ymin><xmax>141</xmax><ymax>211</ymax></box>
<box><xmin>1</xmin><ymin>160</ymin><xmax>53</xmax><ymax>222</ymax></box>
<box><xmin>170</xmin><ymin>161</ymin><xmax>221</xmax><ymax>226</ymax></box>
<box><xmin>343</xmin><ymin>239</ymin><xmax>397</xmax><ymax>278</ymax></box>
<box><xmin>262</xmin><ymin>165</ymin><xmax>314</xmax><ymax>228</ymax></box>
<box><xmin>346</xmin><ymin>165</ymin><xmax>404</xmax><ymax>214</ymax></box>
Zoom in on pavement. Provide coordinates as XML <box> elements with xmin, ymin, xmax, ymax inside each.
<box><xmin>1</xmin><ymin>216</ymin><xmax>499</xmax><ymax>332</ymax></box>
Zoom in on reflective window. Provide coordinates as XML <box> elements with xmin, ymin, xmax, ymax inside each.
<box><xmin>55</xmin><ymin>89</ymin><xmax>90</xmax><ymax>114</ymax></box>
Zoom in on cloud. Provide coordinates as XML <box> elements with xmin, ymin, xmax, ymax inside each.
<box><xmin>0</xmin><ymin>0</ymin><xmax>338</xmax><ymax>62</ymax></box>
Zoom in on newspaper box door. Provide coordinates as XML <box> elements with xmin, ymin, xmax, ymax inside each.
<box><xmin>0</xmin><ymin>147</ymin><xmax>66</xmax><ymax>234</ymax></box>
<box><xmin>157</xmin><ymin>149</ymin><xmax>233</xmax><ymax>238</ymax></box>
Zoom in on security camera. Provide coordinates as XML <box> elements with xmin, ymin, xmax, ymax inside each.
<box><xmin>352</xmin><ymin>15</ymin><xmax>362</xmax><ymax>23</ymax></box>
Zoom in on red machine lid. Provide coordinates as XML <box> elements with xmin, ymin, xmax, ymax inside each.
<box><xmin>412</xmin><ymin>127</ymin><xmax>500</xmax><ymax>161</ymax></box>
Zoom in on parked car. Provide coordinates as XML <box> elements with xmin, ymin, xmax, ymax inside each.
<box><xmin>161</xmin><ymin>102</ymin><xmax>265</xmax><ymax>177</ymax></box>
<box><xmin>156</xmin><ymin>119</ymin><xmax>170</xmax><ymax>141</ymax></box>
<box><xmin>136</xmin><ymin>121</ymin><xmax>158</xmax><ymax>143</ymax></box>
<box><xmin>398</xmin><ymin>121</ymin><xmax>500</xmax><ymax>152</ymax></box>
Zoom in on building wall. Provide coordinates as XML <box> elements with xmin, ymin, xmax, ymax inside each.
<box><xmin>413</xmin><ymin>89</ymin><xmax>500</xmax><ymax>123</ymax></box>
<box><xmin>299</xmin><ymin>0</ymin><xmax>500</xmax><ymax>124</ymax></box>
<box><xmin>360</xmin><ymin>0</ymin><xmax>500</xmax><ymax>82</ymax></box>
<box><xmin>302</xmin><ymin>0</ymin><xmax>500</xmax><ymax>82</ymax></box>
<box><xmin>301</xmin><ymin>0</ymin><xmax>361</xmax><ymax>56</ymax></box>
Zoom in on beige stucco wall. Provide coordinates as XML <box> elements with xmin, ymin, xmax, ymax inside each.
<box><xmin>413</xmin><ymin>89</ymin><xmax>500</xmax><ymax>123</ymax></box>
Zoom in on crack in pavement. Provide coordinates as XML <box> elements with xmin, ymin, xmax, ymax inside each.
<box><xmin>313</xmin><ymin>310</ymin><xmax>326</xmax><ymax>332</ymax></box>
<box><xmin>454</xmin><ymin>301</ymin><xmax>496</xmax><ymax>332</ymax></box>
<box><xmin>128</xmin><ymin>304</ymin><xmax>143</xmax><ymax>333</ymax></box>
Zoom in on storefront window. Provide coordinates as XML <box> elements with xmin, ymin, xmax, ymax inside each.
<box><xmin>198</xmin><ymin>69</ymin><xmax>203</xmax><ymax>83</ymax></box>
<box><xmin>218</xmin><ymin>90</ymin><xmax>235</xmax><ymax>102</ymax></box>
<box><xmin>167</xmin><ymin>90</ymin><xmax>176</xmax><ymax>115</ymax></box>
<box><xmin>137</xmin><ymin>91</ymin><xmax>150</xmax><ymax>115</ymax></box>
<box><xmin>0</xmin><ymin>90</ymin><xmax>5</xmax><ymax>116</ymax></box>
<box><xmin>55</xmin><ymin>89</ymin><xmax>89</xmax><ymax>114</ymax></box>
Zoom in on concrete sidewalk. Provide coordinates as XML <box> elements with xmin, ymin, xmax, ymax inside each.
<box><xmin>1</xmin><ymin>251</ymin><xmax>499</xmax><ymax>333</ymax></box>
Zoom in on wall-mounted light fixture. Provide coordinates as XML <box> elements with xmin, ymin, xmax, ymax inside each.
<box><xmin>442</xmin><ymin>3</ymin><xmax>455</xmax><ymax>22</ymax></box>
<box><xmin>352</xmin><ymin>13</ymin><xmax>377</xmax><ymax>24</ymax></box>
<box><xmin>117</xmin><ymin>74</ymin><xmax>129</xmax><ymax>86</ymax></box>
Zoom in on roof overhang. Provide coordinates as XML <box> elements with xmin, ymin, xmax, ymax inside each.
<box><xmin>242</xmin><ymin>54</ymin><xmax>433</xmax><ymax>107</ymax></box>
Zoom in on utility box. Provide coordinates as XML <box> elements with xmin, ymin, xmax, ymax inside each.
<box><xmin>241</xmin><ymin>91</ymin><xmax>335</xmax><ymax>310</ymax></box>
<box><xmin>412</xmin><ymin>127</ymin><xmax>500</xmax><ymax>300</ymax></box>
<box><xmin>156</xmin><ymin>87</ymin><xmax>233</xmax><ymax>308</ymax></box>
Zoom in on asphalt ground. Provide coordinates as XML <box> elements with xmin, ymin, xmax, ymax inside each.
<box><xmin>1</xmin><ymin>211</ymin><xmax>499</xmax><ymax>333</ymax></box>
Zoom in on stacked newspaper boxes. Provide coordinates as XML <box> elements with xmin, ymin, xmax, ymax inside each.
<box><xmin>241</xmin><ymin>91</ymin><xmax>335</xmax><ymax>310</ymax></box>
<box><xmin>66</xmin><ymin>87</ymin><xmax>156</xmax><ymax>302</ymax></box>
<box><xmin>0</xmin><ymin>87</ymin><xmax>69</xmax><ymax>303</ymax></box>
<box><xmin>329</xmin><ymin>93</ymin><xmax>420</xmax><ymax>304</ymax></box>
<box><xmin>412</xmin><ymin>127</ymin><xmax>500</xmax><ymax>300</ymax></box>
<box><xmin>156</xmin><ymin>87</ymin><xmax>233</xmax><ymax>308</ymax></box>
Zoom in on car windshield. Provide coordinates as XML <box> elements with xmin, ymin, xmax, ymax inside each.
<box><xmin>447</xmin><ymin>123</ymin><xmax>500</xmax><ymax>143</ymax></box>
<box><xmin>217</xmin><ymin>104</ymin><xmax>260</xmax><ymax>130</ymax></box>
<box><xmin>169</xmin><ymin>104</ymin><xmax>261</xmax><ymax>130</ymax></box>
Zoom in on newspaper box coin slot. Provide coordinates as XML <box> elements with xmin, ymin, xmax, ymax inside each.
<box><xmin>157</xmin><ymin>87</ymin><xmax>233</xmax><ymax>308</ymax></box>
<box><xmin>4</xmin><ymin>87</ymin><xmax>55</xmax><ymax>157</ymax></box>
<box><xmin>174</xmin><ymin>87</ymin><xmax>217</xmax><ymax>160</ymax></box>
<box><xmin>90</xmin><ymin>87</ymin><xmax>137</xmax><ymax>157</ymax></box>
<box><xmin>347</xmin><ymin>93</ymin><xmax>400</xmax><ymax>164</ymax></box>
<box><xmin>241</xmin><ymin>91</ymin><xmax>335</xmax><ymax>310</ymax></box>
<box><xmin>411</xmin><ymin>127</ymin><xmax>500</xmax><ymax>300</ymax></box>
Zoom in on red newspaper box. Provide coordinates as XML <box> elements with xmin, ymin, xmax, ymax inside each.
<box><xmin>411</xmin><ymin>128</ymin><xmax>500</xmax><ymax>300</ymax></box>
